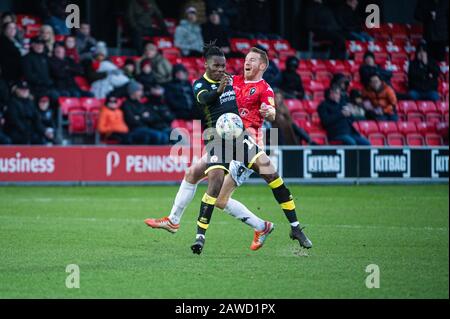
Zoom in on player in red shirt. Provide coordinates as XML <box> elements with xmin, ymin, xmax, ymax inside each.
<box><xmin>145</xmin><ymin>47</ymin><xmax>312</xmax><ymax>253</ymax></box>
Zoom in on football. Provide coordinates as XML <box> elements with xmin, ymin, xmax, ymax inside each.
<box><xmin>216</xmin><ymin>113</ymin><xmax>244</xmax><ymax>140</ymax></box>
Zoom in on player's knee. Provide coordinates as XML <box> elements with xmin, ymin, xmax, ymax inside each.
<box><xmin>185</xmin><ymin>167</ymin><xmax>198</xmax><ymax>184</ymax></box>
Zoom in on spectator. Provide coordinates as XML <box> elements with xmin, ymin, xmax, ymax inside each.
<box><xmin>164</xmin><ymin>64</ymin><xmax>202</xmax><ymax>120</ymax></box>
<box><xmin>305</xmin><ymin>0</ymin><xmax>347</xmax><ymax>60</ymax></box>
<box><xmin>408</xmin><ymin>42</ymin><xmax>440</xmax><ymax>102</ymax></box>
<box><xmin>140</xmin><ymin>43</ymin><xmax>173</xmax><ymax>84</ymax></box>
<box><xmin>4</xmin><ymin>81</ymin><xmax>50</xmax><ymax>144</ymax></box>
<box><xmin>201</xmin><ymin>9</ymin><xmax>231</xmax><ymax>55</ymax></box>
<box><xmin>22</xmin><ymin>37</ymin><xmax>60</xmax><ymax>102</ymax></box>
<box><xmin>39</xmin><ymin>25</ymin><xmax>56</xmax><ymax>57</ymax></box>
<box><xmin>123</xmin><ymin>58</ymin><xmax>137</xmax><ymax>80</ymax></box>
<box><xmin>0</xmin><ymin>22</ymin><xmax>24</xmax><ymax>84</ymax></box>
<box><xmin>45</xmin><ymin>0</ymin><xmax>70</xmax><ymax>35</ymax></box>
<box><xmin>280</xmin><ymin>56</ymin><xmax>305</xmax><ymax>100</ymax></box>
<box><xmin>362</xmin><ymin>74</ymin><xmax>398</xmax><ymax>121</ymax></box>
<box><xmin>318</xmin><ymin>85</ymin><xmax>370</xmax><ymax>145</ymax></box>
<box><xmin>136</xmin><ymin>59</ymin><xmax>157</xmax><ymax>95</ymax></box>
<box><xmin>126</xmin><ymin>0</ymin><xmax>169</xmax><ymax>55</ymax></box>
<box><xmin>122</xmin><ymin>80</ymin><xmax>171</xmax><ymax>145</ymax></box>
<box><xmin>330</xmin><ymin>73</ymin><xmax>351</xmax><ymax>104</ymax></box>
<box><xmin>75</xmin><ymin>22</ymin><xmax>97</xmax><ymax>62</ymax></box>
<box><xmin>0</xmin><ymin>107</ymin><xmax>11</xmax><ymax>144</ymax></box>
<box><xmin>273</xmin><ymin>89</ymin><xmax>316</xmax><ymax>145</ymax></box>
<box><xmin>36</xmin><ymin>95</ymin><xmax>57</xmax><ymax>144</ymax></box>
<box><xmin>415</xmin><ymin>0</ymin><xmax>449</xmax><ymax>62</ymax></box>
<box><xmin>205</xmin><ymin>0</ymin><xmax>239</xmax><ymax>31</ymax></box>
<box><xmin>49</xmin><ymin>44</ymin><xmax>93</xmax><ymax>97</ymax></box>
<box><xmin>335</xmin><ymin>0</ymin><xmax>373</xmax><ymax>42</ymax></box>
<box><xmin>0</xmin><ymin>13</ymin><xmax>25</xmax><ymax>50</ymax></box>
<box><xmin>346</xmin><ymin>89</ymin><xmax>366</xmax><ymax>121</ymax></box>
<box><xmin>82</xmin><ymin>43</ymin><xmax>108</xmax><ymax>85</ymax></box>
<box><xmin>65</xmin><ymin>35</ymin><xmax>80</xmax><ymax>63</ymax></box>
<box><xmin>147</xmin><ymin>85</ymin><xmax>175</xmax><ymax>131</ymax></box>
<box><xmin>359</xmin><ymin>51</ymin><xmax>392</xmax><ymax>88</ymax></box>
<box><xmin>0</xmin><ymin>66</ymin><xmax>10</xmax><ymax>108</ymax></box>
<box><xmin>174</xmin><ymin>6</ymin><xmax>204</xmax><ymax>57</ymax></box>
<box><xmin>97</xmin><ymin>95</ymin><xmax>130</xmax><ymax>144</ymax></box>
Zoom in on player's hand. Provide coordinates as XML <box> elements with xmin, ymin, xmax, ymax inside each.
<box><xmin>217</xmin><ymin>74</ymin><xmax>232</xmax><ymax>94</ymax></box>
<box><xmin>260</xmin><ymin>103</ymin><xmax>276</xmax><ymax>121</ymax></box>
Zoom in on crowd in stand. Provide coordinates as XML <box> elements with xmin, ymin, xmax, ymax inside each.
<box><xmin>0</xmin><ymin>0</ymin><xmax>448</xmax><ymax>147</ymax></box>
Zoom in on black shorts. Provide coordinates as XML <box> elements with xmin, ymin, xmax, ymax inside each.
<box><xmin>204</xmin><ymin>133</ymin><xmax>264</xmax><ymax>174</ymax></box>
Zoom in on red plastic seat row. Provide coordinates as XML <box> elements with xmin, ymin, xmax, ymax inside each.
<box><xmin>59</xmin><ymin>97</ymin><xmax>107</xmax><ymax>115</ymax></box>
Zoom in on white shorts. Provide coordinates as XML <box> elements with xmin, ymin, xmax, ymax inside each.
<box><xmin>229</xmin><ymin>160</ymin><xmax>254</xmax><ymax>187</ymax></box>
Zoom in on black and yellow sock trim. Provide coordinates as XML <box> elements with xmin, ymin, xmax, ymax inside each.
<box><xmin>202</xmin><ymin>193</ymin><xmax>217</xmax><ymax>205</ymax></box>
<box><xmin>268</xmin><ymin>177</ymin><xmax>284</xmax><ymax>189</ymax></box>
<box><xmin>204</xmin><ymin>165</ymin><xmax>229</xmax><ymax>175</ymax></box>
<box><xmin>247</xmin><ymin>151</ymin><xmax>265</xmax><ymax>169</ymax></box>
<box><xmin>269</xmin><ymin>177</ymin><xmax>297</xmax><ymax>210</ymax></box>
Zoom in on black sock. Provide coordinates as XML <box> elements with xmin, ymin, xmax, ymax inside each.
<box><xmin>269</xmin><ymin>177</ymin><xmax>299</xmax><ymax>224</ymax></box>
<box><xmin>196</xmin><ymin>193</ymin><xmax>217</xmax><ymax>236</ymax></box>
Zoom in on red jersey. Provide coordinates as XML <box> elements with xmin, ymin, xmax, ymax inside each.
<box><xmin>232</xmin><ymin>75</ymin><xmax>275</xmax><ymax>145</ymax></box>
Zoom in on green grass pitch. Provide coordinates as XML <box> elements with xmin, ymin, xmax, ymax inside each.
<box><xmin>0</xmin><ymin>184</ymin><xmax>448</xmax><ymax>299</ymax></box>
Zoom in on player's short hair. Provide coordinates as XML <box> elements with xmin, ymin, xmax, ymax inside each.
<box><xmin>249</xmin><ymin>47</ymin><xmax>269</xmax><ymax>71</ymax></box>
<box><xmin>204</xmin><ymin>41</ymin><xmax>224</xmax><ymax>60</ymax></box>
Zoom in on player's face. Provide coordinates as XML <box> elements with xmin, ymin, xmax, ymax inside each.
<box><xmin>205</xmin><ymin>55</ymin><xmax>226</xmax><ymax>82</ymax></box>
<box><xmin>244</xmin><ymin>52</ymin><xmax>266</xmax><ymax>80</ymax></box>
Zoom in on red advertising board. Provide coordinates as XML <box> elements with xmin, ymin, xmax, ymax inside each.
<box><xmin>0</xmin><ymin>146</ymin><xmax>200</xmax><ymax>182</ymax></box>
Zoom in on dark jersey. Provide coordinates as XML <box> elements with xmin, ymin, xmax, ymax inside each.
<box><xmin>193</xmin><ymin>74</ymin><xmax>239</xmax><ymax>129</ymax></box>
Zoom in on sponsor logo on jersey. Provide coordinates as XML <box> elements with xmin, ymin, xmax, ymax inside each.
<box><xmin>194</xmin><ymin>82</ymin><xmax>202</xmax><ymax>89</ymax></box>
<box><xmin>240</xmin><ymin>108</ymin><xmax>249</xmax><ymax>117</ymax></box>
<box><xmin>249</xmin><ymin>87</ymin><xmax>256</xmax><ymax>96</ymax></box>
<box><xmin>211</xmin><ymin>84</ymin><xmax>217</xmax><ymax>90</ymax></box>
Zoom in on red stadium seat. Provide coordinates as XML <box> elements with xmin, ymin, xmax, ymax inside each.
<box><xmin>303</xmin><ymin>100</ymin><xmax>320</xmax><ymax>114</ymax></box>
<box><xmin>436</xmin><ymin>122</ymin><xmax>449</xmax><ymax>142</ymax></box>
<box><xmin>58</xmin><ymin>97</ymin><xmax>81</xmax><ymax>115</ymax></box>
<box><xmin>325</xmin><ymin>60</ymin><xmax>346</xmax><ymax>73</ymax></box>
<box><xmin>436</xmin><ymin>101</ymin><xmax>449</xmax><ymax>115</ymax></box>
<box><xmin>298</xmin><ymin>71</ymin><xmax>313</xmax><ymax>82</ymax></box>
<box><xmin>309</xmin><ymin>133</ymin><xmax>328</xmax><ymax>145</ymax></box>
<box><xmin>386</xmin><ymin>133</ymin><xmax>405</xmax><ymax>146</ymax></box>
<box><xmin>308</xmin><ymin>60</ymin><xmax>328</xmax><ymax>72</ymax></box>
<box><xmin>302</xmin><ymin>121</ymin><xmax>323</xmax><ymax>134</ymax></box>
<box><xmin>310</xmin><ymin>112</ymin><xmax>321</xmax><ymax>126</ymax></box>
<box><xmin>315</xmin><ymin>71</ymin><xmax>333</xmax><ymax>81</ymax></box>
<box><xmin>68</xmin><ymin>108</ymin><xmax>87</xmax><ymax>134</ymax></box>
<box><xmin>74</xmin><ymin>76</ymin><xmax>90</xmax><ymax>91</ymax></box>
<box><xmin>16</xmin><ymin>14</ymin><xmax>42</xmax><ymax>27</ymax></box>
<box><xmin>397</xmin><ymin>121</ymin><xmax>417</xmax><ymax>135</ymax></box>
<box><xmin>291</xmin><ymin>111</ymin><xmax>309</xmax><ymax>122</ymax></box>
<box><xmin>407</xmin><ymin>112</ymin><xmax>425</xmax><ymax>123</ymax></box>
<box><xmin>80</xmin><ymin>97</ymin><xmax>103</xmax><ymax>112</ymax></box>
<box><xmin>24</xmin><ymin>24</ymin><xmax>41</xmax><ymax>38</ymax></box>
<box><xmin>303</xmin><ymin>80</ymin><xmax>325</xmax><ymax>93</ymax></box>
<box><xmin>398</xmin><ymin>100</ymin><xmax>418</xmax><ymax>114</ymax></box>
<box><xmin>358</xmin><ymin>121</ymin><xmax>379</xmax><ymax>136</ymax></box>
<box><xmin>425</xmin><ymin>134</ymin><xmax>443</xmax><ymax>146</ymax></box>
<box><xmin>425</xmin><ymin>112</ymin><xmax>442</xmax><ymax>124</ymax></box>
<box><xmin>417</xmin><ymin>101</ymin><xmax>437</xmax><ymax>114</ymax></box>
<box><xmin>88</xmin><ymin>106</ymin><xmax>101</xmax><ymax>133</ymax></box>
<box><xmin>285</xmin><ymin>99</ymin><xmax>304</xmax><ymax>113</ymax></box>
<box><xmin>406</xmin><ymin>133</ymin><xmax>424</xmax><ymax>146</ymax></box>
<box><xmin>416</xmin><ymin>122</ymin><xmax>437</xmax><ymax>135</ymax></box>
<box><xmin>230</xmin><ymin>38</ymin><xmax>252</xmax><ymax>54</ymax></box>
<box><xmin>378</xmin><ymin>121</ymin><xmax>398</xmax><ymax>135</ymax></box>
<box><xmin>368</xmin><ymin>133</ymin><xmax>386</xmax><ymax>146</ymax></box>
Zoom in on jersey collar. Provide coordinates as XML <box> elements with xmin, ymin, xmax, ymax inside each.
<box><xmin>203</xmin><ymin>73</ymin><xmax>220</xmax><ymax>84</ymax></box>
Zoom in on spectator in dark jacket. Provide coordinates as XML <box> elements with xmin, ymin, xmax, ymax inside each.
<box><xmin>22</xmin><ymin>37</ymin><xmax>60</xmax><ymax>102</ymax></box>
<box><xmin>0</xmin><ymin>22</ymin><xmax>24</xmax><ymax>84</ymax></box>
<box><xmin>305</xmin><ymin>0</ymin><xmax>346</xmax><ymax>59</ymax></box>
<box><xmin>0</xmin><ymin>109</ymin><xmax>11</xmax><ymax>144</ymax></box>
<box><xmin>4</xmin><ymin>81</ymin><xmax>50</xmax><ymax>144</ymax></box>
<box><xmin>49</xmin><ymin>44</ymin><xmax>93</xmax><ymax>97</ymax></box>
<box><xmin>75</xmin><ymin>22</ymin><xmax>97</xmax><ymax>62</ymax></box>
<box><xmin>318</xmin><ymin>85</ymin><xmax>370</xmax><ymax>145</ymax></box>
<box><xmin>359</xmin><ymin>51</ymin><xmax>392</xmax><ymax>88</ymax></box>
<box><xmin>0</xmin><ymin>66</ymin><xmax>10</xmax><ymax>109</ymax></box>
<box><xmin>415</xmin><ymin>0</ymin><xmax>449</xmax><ymax>61</ymax></box>
<box><xmin>121</xmin><ymin>80</ymin><xmax>170</xmax><ymax>145</ymax></box>
<box><xmin>335</xmin><ymin>0</ymin><xmax>373</xmax><ymax>41</ymax></box>
<box><xmin>408</xmin><ymin>42</ymin><xmax>440</xmax><ymax>101</ymax></box>
<box><xmin>280</xmin><ymin>56</ymin><xmax>305</xmax><ymax>100</ymax></box>
<box><xmin>201</xmin><ymin>9</ymin><xmax>231</xmax><ymax>55</ymax></box>
<box><xmin>136</xmin><ymin>59</ymin><xmax>157</xmax><ymax>95</ymax></box>
<box><xmin>36</xmin><ymin>95</ymin><xmax>57</xmax><ymax>144</ymax></box>
<box><xmin>164</xmin><ymin>64</ymin><xmax>203</xmax><ymax>120</ymax></box>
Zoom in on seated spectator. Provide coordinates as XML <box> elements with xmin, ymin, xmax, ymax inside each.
<box><xmin>22</xmin><ymin>37</ymin><xmax>60</xmax><ymax>103</ymax></box>
<box><xmin>146</xmin><ymin>85</ymin><xmax>175</xmax><ymax>130</ymax></box>
<box><xmin>1</xmin><ymin>12</ymin><xmax>25</xmax><ymax>45</ymax></box>
<box><xmin>164</xmin><ymin>64</ymin><xmax>203</xmax><ymax>120</ymax></box>
<box><xmin>0</xmin><ymin>22</ymin><xmax>25</xmax><ymax>84</ymax></box>
<box><xmin>75</xmin><ymin>22</ymin><xmax>97</xmax><ymax>62</ymax></box>
<box><xmin>97</xmin><ymin>96</ymin><xmax>130</xmax><ymax>144</ymax></box>
<box><xmin>122</xmin><ymin>80</ymin><xmax>171</xmax><ymax>145</ymax></box>
<box><xmin>408</xmin><ymin>42</ymin><xmax>440</xmax><ymax>102</ymax></box>
<box><xmin>4</xmin><ymin>81</ymin><xmax>51</xmax><ymax>144</ymax></box>
<box><xmin>136</xmin><ymin>59</ymin><xmax>156</xmax><ymax>95</ymax></box>
<box><xmin>123</xmin><ymin>58</ymin><xmax>137</xmax><ymax>80</ymax></box>
<box><xmin>362</xmin><ymin>74</ymin><xmax>398</xmax><ymax>121</ymax></box>
<box><xmin>36</xmin><ymin>95</ymin><xmax>57</xmax><ymax>144</ymax></box>
<box><xmin>318</xmin><ymin>85</ymin><xmax>370</xmax><ymax>145</ymax></box>
<box><xmin>65</xmin><ymin>35</ymin><xmax>80</xmax><ymax>63</ymax></box>
<box><xmin>335</xmin><ymin>0</ymin><xmax>373</xmax><ymax>42</ymax></box>
<box><xmin>0</xmin><ymin>106</ymin><xmax>12</xmax><ymax>145</ymax></box>
<box><xmin>126</xmin><ymin>0</ymin><xmax>169</xmax><ymax>55</ymax></box>
<box><xmin>305</xmin><ymin>0</ymin><xmax>346</xmax><ymax>60</ymax></box>
<box><xmin>45</xmin><ymin>0</ymin><xmax>70</xmax><ymax>35</ymax></box>
<box><xmin>39</xmin><ymin>25</ymin><xmax>55</xmax><ymax>57</ymax></box>
<box><xmin>139</xmin><ymin>43</ymin><xmax>172</xmax><ymax>84</ymax></box>
<box><xmin>49</xmin><ymin>44</ymin><xmax>93</xmax><ymax>98</ymax></box>
<box><xmin>330</xmin><ymin>73</ymin><xmax>351</xmax><ymax>104</ymax></box>
<box><xmin>273</xmin><ymin>89</ymin><xmax>316</xmax><ymax>145</ymax></box>
<box><xmin>174</xmin><ymin>7</ymin><xmax>204</xmax><ymax>57</ymax></box>
<box><xmin>359</xmin><ymin>51</ymin><xmax>392</xmax><ymax>88</ymax></box>
<box><xmin>201</xmin><ymin>9</ymin><xmax>231</xmax><ymax>55</ymax></box>
<box><xmin>345</xmin><ymin>89</ymin><xmax>366</xmax><ymax>121</ymax></box>
<box><xmin>280</xmin><ymin>56</ymin><xmax>305</xmax><ymax>100</ymax></box>
<box><xmin>82</xmin><ymin>42</ymin><xmax>108</xmax><ymax>84</ymax></box>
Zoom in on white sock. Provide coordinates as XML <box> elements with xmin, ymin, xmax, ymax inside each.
<box><xmin>168</xmin><ymin>179</ymin><xmax>197</xmax><ymax>224</ymax></box>
<box><xmin>224</xmin><ymin>198</ymin><xmax>266</xmax><ymax>231</ymax></box>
